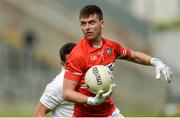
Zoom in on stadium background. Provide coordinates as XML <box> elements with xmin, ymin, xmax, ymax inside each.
<box><xmin>0</xmin><ymin>0</ymin><xmax>180</xmax><ymax>117</ymax></box>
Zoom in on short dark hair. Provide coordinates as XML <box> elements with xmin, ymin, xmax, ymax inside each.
<box><xmin>59</xmin><ymin>42</ymin><xmax>76</xmax><ymax>63</ymax></box>
<box><xmin>79</xmin><ymin>5</ymin><xmax>103</xmax><ymax>20</ymax></box>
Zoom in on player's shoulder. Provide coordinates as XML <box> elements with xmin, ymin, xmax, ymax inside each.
<box><xmin>103</xmin><ymin>37</ymin><xmax>120</xmax><ymax>46</ymax></box>
<box><xmin>69</xmin><ymin>38</ymin><xmax>87</xmax><ymax>57</ymax></box>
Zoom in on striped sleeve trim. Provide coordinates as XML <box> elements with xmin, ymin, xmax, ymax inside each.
<box><xmin>117</xmin><ymin>49</ymin><xmax>127</xmax><ymax>59</ymax></box>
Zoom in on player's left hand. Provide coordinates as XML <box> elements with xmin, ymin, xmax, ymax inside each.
<box><xmin>87</xmin><ymin>83</ymin><xmax>116</xmax><ymax>105</ymax></box>
<box><xmin>102</xmin><ymin>83</ymin><xmax>116</xmax><ymax>98</ymax></box>
<box><xmin>150</xmin><ymin>58</ymin><xmax>173</xmax><ymax>83</ymax></box>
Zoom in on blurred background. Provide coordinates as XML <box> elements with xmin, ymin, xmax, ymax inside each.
<box><xmin>0</xmin><ymin>0</ymin><xmax>180</xmax><ymax>117</ymax></box>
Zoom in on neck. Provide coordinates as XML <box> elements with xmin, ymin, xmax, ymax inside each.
<box><xmin>91</xmin><ymin>35</ymin><xmax>102</xmax><ymax>47</ymax></box>
<box><xmin>92</xmin><ymin>37</ymin><xmax>102</xmax><ymax>48</ymax></box>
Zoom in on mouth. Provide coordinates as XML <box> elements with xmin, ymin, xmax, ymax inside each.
<box><xmin>85</xmin><ymin>32</ymin><xmax>93</xmax><ymax>36</ymax></box>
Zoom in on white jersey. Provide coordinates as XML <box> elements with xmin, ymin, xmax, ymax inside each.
<box><xmin>40</xmin><ymin>67</ymin><xmax>74</xmax><ymax>117</ymax></box>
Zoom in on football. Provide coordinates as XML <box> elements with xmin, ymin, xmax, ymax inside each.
<box><xmin>85</xmin><ymin>65</ymin><xmax>113</xmax><ymax>94</ymax></box>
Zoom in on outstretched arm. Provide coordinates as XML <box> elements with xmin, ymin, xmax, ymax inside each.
<box><xmin>126</xmin><ymin>50</ymin><xmax>151</xmax><ymax>65</ymax></box>
<box><xmin>125</xmin><ymin>50</ymin><xmax>173</xmax><ymax>83</ymax></box>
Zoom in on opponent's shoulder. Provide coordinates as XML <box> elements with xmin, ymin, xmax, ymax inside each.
<box><xmin>45</xmin><ymin>73</ymin><xmax>63</xmax><ymax>92</ymax></box>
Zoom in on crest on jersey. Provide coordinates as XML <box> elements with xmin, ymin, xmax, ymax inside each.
<box><xmin>106</xmin><ymin>48</ymin><xmax>112</xmax><ymax>55</ymax></box>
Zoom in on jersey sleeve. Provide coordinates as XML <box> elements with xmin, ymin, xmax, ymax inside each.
<box><xmin>115</xmin><ymin>42</ymin><xmax>131</xmax><ymax>59</ymax></box>
<box><xmin>64</xmin><ymin>53</ymin><xmax>85</xmax><ymax>81</ymax></box>
<box><xmin>40</xmin><ymin>80</ymin><xmax>64</xmax><ymax>110</ymax></box>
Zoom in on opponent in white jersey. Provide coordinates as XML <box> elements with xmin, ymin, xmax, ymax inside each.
<box><xmin>34</xmin><ymin>42</ymin><xmax>76</xmax><ymax>117</ymax></box>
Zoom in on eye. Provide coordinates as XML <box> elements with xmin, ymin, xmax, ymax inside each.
<box><xmin>89</xmin><ymin>20</ymin><xmax>95</xmax><ymax>25</ymax></box>
<box><xmin>81</xmin><ymin>22</ymin><xmax>86</xmax><ymax>26</ymax></box>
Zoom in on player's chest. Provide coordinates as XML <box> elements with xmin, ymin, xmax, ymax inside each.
<box><xmin>86</xmin><ymin>47</ymin><xmax>116</xmax><ymax>66</ymax></box>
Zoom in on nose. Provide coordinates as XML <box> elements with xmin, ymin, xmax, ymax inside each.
<box><xmin>84</xmin><ymin>24</ymin><xmax>90</xmax><ymax>31</ymax></box>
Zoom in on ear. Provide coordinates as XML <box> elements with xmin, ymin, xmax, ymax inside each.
<box><xmin>101</xmin><ymin>20</ymin><xmax>104</xmax><ymax>27</ymax></box>
<box><xmin>60</xmin><ymin>61</ymin><xmax>65</xmax><ymax>66</ymax></box>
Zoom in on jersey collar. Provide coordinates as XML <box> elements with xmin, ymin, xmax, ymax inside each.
<box><xmin>84</xmin><ymin>37</ymin><xmax>103</xmax><ymax>48</ymax></box>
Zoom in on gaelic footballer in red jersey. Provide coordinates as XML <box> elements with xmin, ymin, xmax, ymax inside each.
<box><xmin>65</xmin><ymin>37</ymin><xmax>131</xmax><ymax>116</ymax></box>
<box><xmin>62</xmin><ymin>5</ymin><xmax>173</xmax><ymax>117</ymax></box>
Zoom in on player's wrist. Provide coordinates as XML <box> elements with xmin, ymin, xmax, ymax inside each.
<box><xmin>87</xmin><ymin>95</ymin><xmax>105</xmax><ymax>105</ymax></box>
<box><xmin>87</xmin><ymin>97</ymin><xmax>96</xmax><ymax>105</ymax></box>
<box><xmin>150</xmin><ymin>57</ymin><xmax>160</xmax><ymax>67</ymax></box>
<box><xmin>145</xmin><ymin>56</ymin><xmax>152</xmax><ymax>65</ymax></box>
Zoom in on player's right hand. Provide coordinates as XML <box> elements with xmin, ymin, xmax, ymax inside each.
<box><xmin>87</xmin><ymin>83</ymin><xmax>116</xmax><ymax>105</ymax></box>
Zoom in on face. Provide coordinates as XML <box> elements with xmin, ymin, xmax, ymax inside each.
<box><xmin>80</xmin><ymin>14</ymin><xmax>104</xmax><ymax>42</ymax></box>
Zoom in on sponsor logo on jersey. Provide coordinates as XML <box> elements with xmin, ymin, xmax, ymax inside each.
<box><xmin>98</xmin><ymin>50</ymin><xmax>104</xmax><ymax>55</ymax></box>
<box><xmin>90</xmin><ymin>55</ymin><xmax>97</xmax><ymax>61</ymax></box>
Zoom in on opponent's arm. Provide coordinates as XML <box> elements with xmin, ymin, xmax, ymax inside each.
<box><xmin>34</xmin><ymin>102</ymin><xmax>51</xmax><ymax>117</ymax></box>
<box><xmin>125</xmin><ymin>50</ymin><xmax>173</xmax><ymax>83</ymax></box>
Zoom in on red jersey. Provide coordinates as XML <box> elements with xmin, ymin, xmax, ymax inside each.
<box><xmin>65</xmin><ymin>37</ymin><xmax>131</xmax><ymax>117</ymax></box>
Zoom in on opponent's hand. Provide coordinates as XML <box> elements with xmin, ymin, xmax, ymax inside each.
<box><xmin>150</xmin><ymin>58</ymin><xmax>173</xmax><ymax>83</ymax></box>
<box><xmin>87</xmin><ymin>83</ymin><xmax>116</xmax><ymax>105</ymax></box>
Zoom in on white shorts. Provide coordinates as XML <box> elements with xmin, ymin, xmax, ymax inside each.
<box><xmin>109</xmin><ymin>107</ymin><xmax>124</xmax><ymax>118</ymax></box>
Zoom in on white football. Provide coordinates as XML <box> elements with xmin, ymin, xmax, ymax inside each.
<box><xmin>85</xmin><ymin>65</ymin><xmax>113</xmax><ymax>94</ymax></box>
